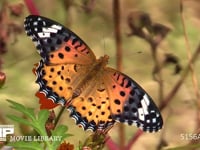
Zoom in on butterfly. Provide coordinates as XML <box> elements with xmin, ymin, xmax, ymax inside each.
<box><xmin>24</xmin><ymin>15</ymin><xmax>163</xmax><ymax>132</ymax></box>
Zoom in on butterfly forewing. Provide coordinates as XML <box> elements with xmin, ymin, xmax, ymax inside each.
<box><xmin>24</xmin><ymin>15</ymin><xmax>96</xmax><ymax>64</ymax></box>
<box><xmin>104</xmin><ymin>68</ymin><xmax>163</xmax><ymax>132</ymax></box>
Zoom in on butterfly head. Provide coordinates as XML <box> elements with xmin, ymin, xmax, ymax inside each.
<box><xmin>98</xmin><ymin>55</ymin><xmax>109</xmax><ymax>67</ymax></box>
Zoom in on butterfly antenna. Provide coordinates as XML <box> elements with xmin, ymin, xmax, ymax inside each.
<box><xmin>102</xmin><ymin>34</ymin><xmax>106</xmax><ymax>55</ymax></box>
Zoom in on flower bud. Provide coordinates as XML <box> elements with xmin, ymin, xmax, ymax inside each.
<box><xmin>0</xmin><ymin>72</ymin><xmax>6</xmax><ymax>88</ymax></box>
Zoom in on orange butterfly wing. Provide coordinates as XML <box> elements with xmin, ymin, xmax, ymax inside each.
<box><xmin>25</xmin><ymin>15</ymin><xmax>95</xmax><ymax>107</ymax></box>
<box><xmin>104</xmin><ymin>68</ymin><xmax>163</xmax><ymax>132</ymax></box>
<box><xmin>68</xmin><ymin>80</ymin><xmax>115</xmax><ymax>131</ymax></box>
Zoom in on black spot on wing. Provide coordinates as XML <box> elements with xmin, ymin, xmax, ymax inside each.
<box><xmin>67</xmin><ymin>106</ymin><xmax>115</xmax><ymax>131</ymax></box>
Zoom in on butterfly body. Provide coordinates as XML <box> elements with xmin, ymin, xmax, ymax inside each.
<box><xmin>72</xmin><ymin>55</ymin><xmax>109</xmax><ymax>94</ymax></box>
<box><xmin>24</xmin><ymin>15</ymin><xmax>163</xmax><ymax>132</ymax></box>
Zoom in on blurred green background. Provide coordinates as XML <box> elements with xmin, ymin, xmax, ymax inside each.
<box><xmin>1</xmin><ymin>0</ymin><xmax>200</xmax><ymax>149</ymax></box>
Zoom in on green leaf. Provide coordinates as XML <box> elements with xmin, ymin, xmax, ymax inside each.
<box><xmin>30</xmin><ymin>110</ymin><xmax>49</xmax><ymax>136</ymax></box>
<box><xmin>7</xmin><ymin>99</ymin><xmax>26</xmax><ymax>111</ymax></box>
<box><xmin>52</xmin><ymin>125</ymin><xmax>68</xmax><ymax>136</ymax></box>
<box><xmin>37</xmin><ymin>109</ymin><xmax>49</xmax><ymax>126</ymax></box>
<box><xmin>50</xmin><ymin>125</ymin><xmax>73</xmax><ymax>149</ymax></box>
<box><xmin>8</xmin><ymin>141</ymin><xmax>43</xmax><ymax>150</ymax></box>
<box><xmin>52</xmin><ymin>125</ymin><xmax>73</xmax><ymax>139</ymax></box>
<box><xmin>7</xmin><ymin>115</ymin><xmax>32</xmax><ymax>126</ymax></box>
<box><xmin>7</xmin><ymin>100</ymin><xmax>35</xmax><ymax>121</ymax></box>
<box><xmin>25</xmin><ymin>107</ymin><xmax>36</xmax><ymax>121</ymax></box>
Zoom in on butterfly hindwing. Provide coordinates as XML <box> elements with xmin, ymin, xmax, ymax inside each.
<box><xmin>104</xmin><ymin>68</ymin><xmax>163</xmax><ymax>132</ymax></box>
<box><xmin>68</xmin><ymin>80</ymin><xmax>115</xmax><ymax>131</ymax></box>
<box><xmin>35</xmin><ymin>59</ymin><xmax>95</xmax><ymax>106</ymax></box>
<box><xmin>24</xmin><ymin>15</ymin><xmax>96</xmax><ymax>65</ymax></box>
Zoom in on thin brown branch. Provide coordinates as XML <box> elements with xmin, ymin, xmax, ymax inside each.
<box><xmin>113</xmin><ymin>0</ymin><xmax>122</xmax><ymax>71</ymax></box>
<box><xmin>54</xmin><ymin>106</ymin><xmax>66</xmax><ymax>127</ymax></box>
<box><xmin>151</xmin><ymin>44</ymin><xmax>164</xmax><ymax>103</ymax></box>
<box><xmin>180</xmin><ymin>1</ymin><xmax>200</xmax><ymax>147</ymax></box>
<box><xmin>159</xmin><ymin>44</ymin><xmax>200</xmax><ymax>110</ymax></box>
<box><xmin>112</xmin><ymin>0</ymin><xmax>124</xmax><ymax>149</ymax></box>
<box><xmin>125</xmin><ymin>130</ymin><xmax>143</xmax><ymax>149</ymax></box>
<box><xmin>180</xmin><ymin>0</ymin><xmax>200</xmax><ymax>101</ymax></box>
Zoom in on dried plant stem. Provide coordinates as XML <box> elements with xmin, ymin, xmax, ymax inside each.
<box><xmin>113</xmin><ymin>0</ymin><xmax>122</xmax><ymax>71</ymax></box>
<box><xmin>112</xmin><ymin>0</ymin><xmax>124</xmax><ymax>150</ymax></box>
<box><xmin>54</xmin><ymin>106</ymin><xmax>66</xmax><ymax>127</ymax></box>
<box><xmin>125</xmin><ymin>130</ymin><xmax>143</xmax><ymax>150</ymax></box>
<box><xmin>180</xmin><ymin>1</ymin><xmax>200</xmax><ymax>146</ymax></box>
<box><xmin>159</xmin><ymin>44</ymin><xmax>200</xmax><ymax>110</ymax></box>
<box><xmin>180</xmin><ymin>0</ymin><xmax>200</xmax><ymax>102</ymax></box>
<box><xmin>151</xmin><ymin>47</ymin><xmax>164</xmax><ymax>102</ymax></box>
